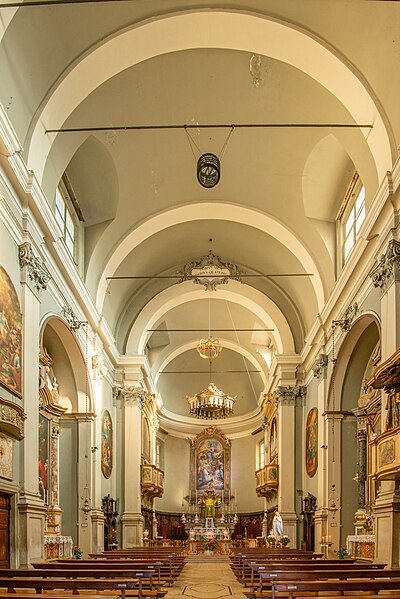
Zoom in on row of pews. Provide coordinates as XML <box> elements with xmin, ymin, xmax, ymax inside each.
<box><xmin>230</xmin><ymin>547</ymin><xmax>400</xmax><ymax>598</ymax></box>
<box><xmin>0</xmin><ymin>547</ymin><xmax>186</xmax><ymax>599</ymax></box>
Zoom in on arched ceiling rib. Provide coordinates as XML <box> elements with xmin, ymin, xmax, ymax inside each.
<box><xmin>27</xmin><ymin>11</ymin><xmax>391</xmax><ymax>184</ymax></box>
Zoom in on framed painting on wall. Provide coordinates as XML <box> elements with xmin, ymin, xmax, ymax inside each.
<box><xmin>38</xmin><ymin>413</ymin><xmax>50</xmax><ymax>502</ymax></box>
<box><xmin>0</xmin><ymin>266</ymin><xmax>22</xmax><ymax>397</ymax></box>
<box><xmin>306</xmin><ymin>407</ymin><xmax>318</xmax><ymax>477</ymax></box>
<box><xmin>101</xmin><ymin>409</ymin><xmax>113</xmax><ymax>479</ymax></box>
<box><xmin>190</xmin><ymin>426</ymin><xmax>231</xmax><ymax>497</ymax></box>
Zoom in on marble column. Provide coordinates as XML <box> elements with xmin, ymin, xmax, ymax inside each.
<box><xmin>17</xmin><ymin>242</ymin><xmax>49</xmax><ymax>567</ymax></box>
<box><xmin>119</xmin><ymin>386</ymin><xmax>145</xmax><ymax>547</ymax></box>
<box><xmin>324</xmin><ymin>411</ymin><xmax>343</xmax><ymax>557</ymax></box>
<box><xmin>276</xmin><ymin>385</ymin><xmax>307</xmax><ymax>546</ymax></box>
<box><xmin>90</xmin><ymin>353</ymin><xmax>106</xmax><ymax>553</ymax></box>
<box><xmin>312</xmin><ymin>353</ymin><xmax>329</xmax><ymax>552</ymax></box>
<box><xmin>76</xmin><ymin>415</ymin><xmax>94</xmax><ymax>556</ymax></box>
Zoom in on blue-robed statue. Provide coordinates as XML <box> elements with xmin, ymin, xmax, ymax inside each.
<box><xmin>272</xmin><ymin>511</ymin><xmax>283</xmax><ymax>540</ymax></box>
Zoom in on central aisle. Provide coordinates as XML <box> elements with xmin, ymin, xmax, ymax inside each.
<box><xmin>166</xmin><ymin>556</ymin><xmax>246</xmax><ymax>598</ymax></box>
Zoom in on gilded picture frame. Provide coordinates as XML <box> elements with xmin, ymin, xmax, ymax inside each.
<box><xmin>0</xmin><ymin>266</ymin><xmax>22</xmax><ymax>397</ymax></box>
<box><xmin>306</xmin><ymin>407</ymin><xmax>318</xmax><ymax>477</ymax></box>
<box><xmin>190</xmin><ymin>426</ymin><xmax>231</xmax><ymax>498</ymax></box>
<box><xmin>101</xmin><ymin>409</ymin><xmax>113</xmax><ymax>479</ymax></box>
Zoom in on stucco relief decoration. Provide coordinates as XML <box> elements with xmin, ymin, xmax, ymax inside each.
<box><xmin>18</xmin><ymin>241</ymin><xmax>50</xmax><ymax>292</ymax></box>
<box><xmin>312</xmin><ymin>354</ymin><xmax>328</xmax><ymax>380</ymax></box>
<box><xmin>101</xmin><ymin>409</ymin><xmax>113</xmax><ymax>479</ymax></box>
<box><xmin>379</xmin><ymin>439</ymin><xmax>395</xmax><ymax>467</ymax></box>
<box><xmin>190</xmin><ymin>427</ymin><xmax>231</xmax><ymax>498</ymax></box>
<box><xmin>0</xmin><ymin>398</ymin><xmax>26</xmax><ymax>440</ymax></box>
<box><xmin>0</xmin><ymin>265</ymin><xmax>22</xmax><ymax>397</ymax></box>
<box><xmin>177</xmin><ymin>250</ymin><xmax>243</xmax><ymax>291</ymax></box>
<box><xmin>370</xmin><ymin>239</ymin><xmax>400</xmax><ymax>291</ymax></box>
<box><xmin>306</xmin><ymin>407</ymin><xmax>318</xmax><ymax>477</ymax></box>
<box><xmin>0</xmin><ymin>433</ymin><xmax>13</xmax><ymax>480</ymax></box>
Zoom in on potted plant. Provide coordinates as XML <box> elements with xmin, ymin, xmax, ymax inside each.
<box><xmin>280</xmin><ymin>535</ymin><xmax>290</xmax><ymax>546</ymax></box>
<box><xmin>336</xmin><ymin>545</ymin><xmax>348</xmax><ymax>559</ymax></box>
<box><xmin>73</xmin><ymin>545</ymin><xmax>83</xmax><ymax>559</ymax></box>
<box><xmin>267</xmin><ymin>535</ymin><xmax>276</xmax><ymax>546</ymax></box>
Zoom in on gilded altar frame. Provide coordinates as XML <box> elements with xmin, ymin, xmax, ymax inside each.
<box><xmin>190</xmin><ymin>426</ymin><xmax>231</xmax><ymax>500</ymax></box>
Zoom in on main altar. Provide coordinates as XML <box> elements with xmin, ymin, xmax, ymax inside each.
<box><xmin>183</xmin><ymin>427</ymin><xmax>237</xmax><ymax>553</ymax></box>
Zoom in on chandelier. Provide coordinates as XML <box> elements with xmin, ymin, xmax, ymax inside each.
<box><xmin>196</xmin><ymin>337</ymin><xmax>222</xmax><ymax>360</ymax></box>
<box><xmin>187</xmin><ymin>382</ymin><xmax>236</xmax><ymax>419</ymax></box>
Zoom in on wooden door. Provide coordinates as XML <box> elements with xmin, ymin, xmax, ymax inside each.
<box><xmin>0</xmin><ymin>492</ymin><xmax>10</xmax><ymax>568</ymax></box>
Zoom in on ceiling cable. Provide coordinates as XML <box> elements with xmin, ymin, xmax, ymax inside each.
<box><xmin>225</xmin><ymin>299</ymin><xmax>259</xmax><ymax>403</ymax></box>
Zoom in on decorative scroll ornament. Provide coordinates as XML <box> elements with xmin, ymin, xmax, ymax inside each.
<box><xmin>313</xmin><ymin>354</ymin><xmax>329</xmax><ymax>380</ymax></box>
<box><xmin>18</xmin><ymin>241</ymin><xmax>50</xmax><ymax>291</ymax></box>
<box><xmin>61</xmin><ymin>306</ymin><xmax>82</xmax><ymax>331</ymax></box>
<box><xmin>275</xmin><ymin>385</ymin><xmax>307</xmax><ymax>406</ymax></box>
<box><xmin>92</xmin><ymin>354</ymin><xmax>107</xmax><ymax>381</ymax></box>
<box><xmin>370</xmin><ymin>239</ymin><xmax>400</xmax><ymax>292</ymax></box>
<box><xmin>333</xmin><ymin>302</ymin><xmax>359</xmax><ymax>332</ymax></box>
<box><xmin>177</xmin><ymin>251</ymin><xmax>243</xmax><ymax>291</ymax></box>
<box><xmin>39</xmin><ymin>347</ymin><xmax>66</xmax><ymax>417</ymax></box>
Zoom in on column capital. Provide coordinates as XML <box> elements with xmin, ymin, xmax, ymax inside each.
<box><xmin>118</xmin><ymin>386</ymin><xmax>146</xmax><ymax>408</ymax></box>
<box><xmin>276</xmin><ymin>385</ymin><xmax>307</xmax><ymax>406</ymax></box>
<box><xmin>18</xmin><ymin>241</ymin><xmax>50</xmax><ymax>292</ymax></box>
<box><xmin>370</xmin><ymin>239</ymin><xmax>400</xmax><ymax>292</ymax></box>
<box><xmin>312</xmin><ymin>354</ymin><xmax>328</xmax><ymax>380</ymax></box>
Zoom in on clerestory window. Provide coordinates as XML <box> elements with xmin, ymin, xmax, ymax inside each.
<box><xmin>55</xmin><ymin>187</ymin><xmax>75</xmax><ymax>257</ymax></box>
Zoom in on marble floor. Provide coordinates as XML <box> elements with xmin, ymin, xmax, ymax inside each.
<box><xmin>165</xmin><ymin>557</ymin><xmax>246</xmax><ymax>598</ymax></box>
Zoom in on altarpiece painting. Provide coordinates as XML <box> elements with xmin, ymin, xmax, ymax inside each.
<box><xmin>190</xmin><ymin>427</ymin><xmax>231</xmax><ymax>498</ymax></box>
<box><xmin>101</xmin><ymin>409</ymin><xmax>113</xmax><ymax>479</ymax></box>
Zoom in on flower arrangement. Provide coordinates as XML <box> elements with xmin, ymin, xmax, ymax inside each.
<box><xmin>280</xmin><ymin>535</ymin><xmax>290</xmax><ymax>546</ymax></box>
<box><xmin>336</xmin><ymin>545</ymin><xmax>348</xmax><ymax>559</ymax></box>
<box><xmin>205</xmin><ymin>539</ymin><xmax>218</xmax><ymax>552</ymax></box>
<box><xmin>267</xmin><ymin>535</ymin><xmax>276</xmax><ymax>545</ymax></box>
<box><xmin>73</xmin><ymin>545</ymin><xmax>83</xmax><ymax>559</ymax></box>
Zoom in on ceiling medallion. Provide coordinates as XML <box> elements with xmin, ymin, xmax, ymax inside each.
<box><xmin>187</xmin><ymin>382</ymin><xmax>236</xmax><ymax>420</ymax></box>
<box><xmin>196</xmin><ymin>337</ymin><xmax>222</xmax><ymax>360</ymax></box>
<box><xmin>197</xmin><ymin>153</ymin><xmax>220</xmax><ymax>188</ymax></box>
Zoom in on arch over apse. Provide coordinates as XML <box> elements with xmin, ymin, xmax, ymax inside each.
<box><xmin>125</xmin><ymin>280</ymin><xmax>295</xmax><ymax>355</ymax></box>
<box><xmin>153</xmin><ymin>339</ymin><xmax>268</xmax><ymax>387</ymax></box>
<box><xmin>28</xmin><ymin>11</ymin><xmax>391</xmax><ymax>185</ymax></box>
<box><xmin>97</xmin><ymin>203</ymin><xmax>326</xmax><ymax>313</ymax></box>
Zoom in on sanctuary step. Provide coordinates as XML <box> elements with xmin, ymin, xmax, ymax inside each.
<box><xmin>186</xmin><ymin>555</ymin><xmax>231</xmax><ymax>563</ymax></box>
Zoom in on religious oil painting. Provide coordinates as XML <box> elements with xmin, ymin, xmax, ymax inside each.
<box><xmin>0</xmin><ymin>265</ymin><xmax>22</xmax><ymax>397</ymax></box>
<box><xmin>0</xmin><ymin>434</ymin><xmax>13</xmax><ymax>480</ymax></box>
<box><xmin>101</xmin><ymin>409</ymin><xmax>113</xmax><ymax>479</ymax></box>
<box><xmin>190</xmin><ymin>427</ymin><xmax>231</xmax><ymax>497</ymax></box>
<box><xmin>306</xmin><ymin>407</ymin><xmax>318</xmax><ymax>477</ymax></box>
<box><xmin>196</xmin><ymin>438</ymin><xmax>225</xmax><ymax>491</ymax></box>
<box><xmin>38</xmin><ymin>414</ymin><xmax>50</xmax><ymax>502</ymax></box>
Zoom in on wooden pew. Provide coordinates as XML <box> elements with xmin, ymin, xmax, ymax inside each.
<box><xmin>271</xmin><ymin>579</ymin><xmax>400</xmax><ymax>599</ymax></box>
<box><xmin>4</xmin><ymin>568</ymin><xmax>163</xmax><ymax>587</ymax></box>
<box><xmin>0</xmin><ymin>574</ymin><xmax>166</xmax><ymax>599</ymax></box>
<box><xmin>237</xmin><ymin>558</ymin><xmax>361</xmax><ymax>586</ymax></box>
<box><xmin>47</xmin><ymin>559</ymin><xmax>182</xmax><ymax>585</ymax></box>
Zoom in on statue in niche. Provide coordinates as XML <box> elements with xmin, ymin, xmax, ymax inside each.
<box><xmin>385</xmin><ymin>387</ymin><xmax>400</xmax><ymax>431</ymax></box>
